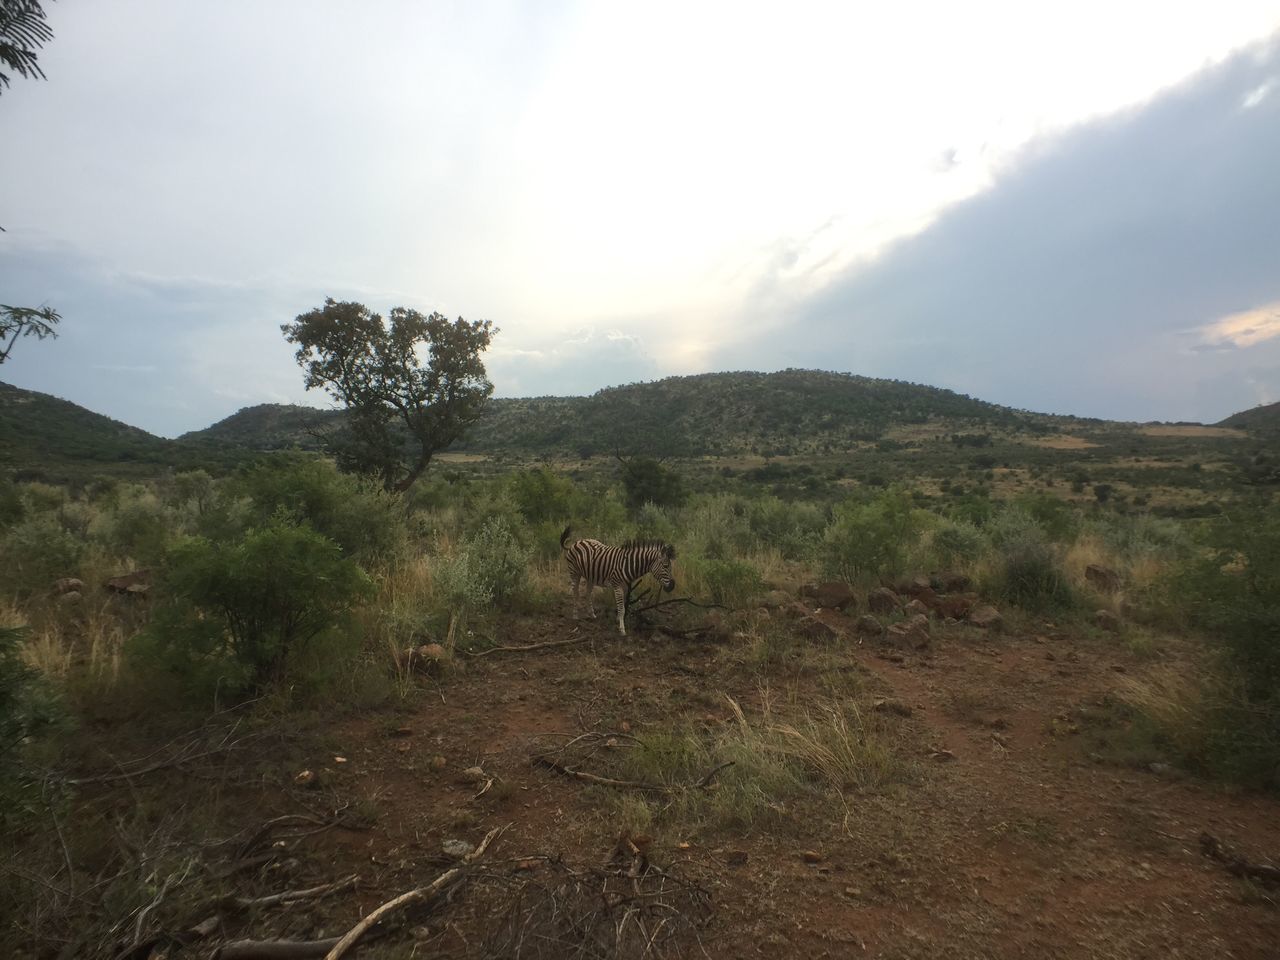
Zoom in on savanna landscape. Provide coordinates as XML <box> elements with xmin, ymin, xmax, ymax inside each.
<box><xmin>3</xmin><ymin>355</ymin><xmax>1280</xmax><ymax>959</ymax></box>
<box><xmin>5</xmin><ymin>4</ymin><xmax>1280</xmax><ymax>959</ymax></box>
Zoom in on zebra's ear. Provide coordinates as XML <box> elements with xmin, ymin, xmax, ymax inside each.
<box><xmin>663</xmin><ymin>543</ymin><xmax>677</xmax><ymax>560</ymax></box>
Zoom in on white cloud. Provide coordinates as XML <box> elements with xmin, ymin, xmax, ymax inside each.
<box><xmin>1198</xmin><ymin>301</ymin><xmax>1280</xmax><ymax>348</ymax></box>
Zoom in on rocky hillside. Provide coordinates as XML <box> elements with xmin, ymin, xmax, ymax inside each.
<box><xmin>1218</xmin><ymin>400</ymin><xmax>1280</xmax><ymax>434</ymax></box>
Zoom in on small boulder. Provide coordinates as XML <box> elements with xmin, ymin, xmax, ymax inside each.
<box><xmin>854</xmin><ymin>614</ymin><xmax>884</xmax><ymax>637</ymax></box>
<box><xmin>1085</xmin><ymin>564</ymin><xmax>1122</xmax><ymax>593</ymax></box>
<box><xmin>903</xmin><ymin>598</ymin><xmax>930</xmax><ymax>618</ymax></box>
<box><xmin>53</xmin><ymin>577</ymin><xmax>84</xmax><ymax>595</ymax></box>
<box><xmin>442</xmin><ymin>838</ymin><xmax>476</xmax><ymax>860</ymax></box>
<box><xmin>868</xmin><ymin>587</ymin><xmax>901</xmax><ymax>614</ymax></box>
<box><xmin>795</xmin><ymin>614</ymin><xmax>843</xmax><ymax>643</ymax></box>
<box><xmin>105</xmin><ymin>570</ymin><xmax>151</xmax><ymax>596</ymax></box>
<box><xmin>873</xmin><ymin>697</ymin><xmax>912</xmax><ymax>717</ymax></box>
<box><xmin>887</xmin><ymin>614</ymin><xmax>930</xmax><ymax>649</ymax></box>
<box><xmin>760</xmin><ymin>590</ymin><xmax>794</xmax><ymax>610</ymax></box>
<box><xmin>803</xmin><ymin>581</ymin><xmax>857</xmax><ymax>611</ymax></box>
<box><xmin>894</xmin><ymin>575</ymin><xmax>934</xmax><ymax>597</ymax></box>
<box><xmin>417</xmin><ymin>642</ymin><xmax>447</xmax><ymax>661</ymax></box>
<box><xmin>931</xmin><ymin>572</ymin><xmax>972</xmax><ymax>593</ymax></box>
<box><xmin>460</xmin><ymin>765</ymin><xmax>487</xmax><ymax>784</ymax></box>
<box><xmin>57</xmin><ymin>590</ymin><xmax>83</xmax><ymax>606</ymax></box>
<box><xmin>967</xmin><ymin>605</ymin><xmax>1004</xmax><ymax>631</ymax></box>
<box><xmin>931</xmin><ymin>593</ymin><xmax>977</xmax><ymax>619</ymax></box>
<box><xmin>1093</xmin><ymin>609</ymin><xmax>1122</xmax><ymax>633</ymax></box>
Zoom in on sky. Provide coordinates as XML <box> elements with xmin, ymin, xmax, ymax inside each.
<box><xmin>2</xmin><ymin>1</ymin><xmax>1279</xmax><ymax>437</ymax></box>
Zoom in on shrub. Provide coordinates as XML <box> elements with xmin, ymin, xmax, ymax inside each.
<box><xmin>0</xmin><ymin>626</ymin><xmax>67</xmax><ymax>823</ymax></box>
<box><xmin>143</xmin><ymin>521</ymin><xmax>374</xmax><ymax>691</ymax></box>
<box><xmin>987</xmin><ymin>515</ymin><xmax>1074</xmax><ymax>612</ymax></box>
<box><xmin>697</xmin><ymin>557</ymin><xmax>764</xmax><ymax>607</ymax></box>
<box><xmin>620</xmin><ymin>458</ymin><xmax>687</xmax><ymax>512</ymax></box>
<box><xmin>96</xmin><ymin>489</ymin><xmax>172</xmax><ymax>567</ymax></box>
<box><xmin>0</xmin><ymin>514</ymin><xmax>86</xmax><ymax>598</ymax></box>
<box><xmin>0</xmin><ymin>479</ymin><xmax>24</xmax><ymax>529</ymax></box>
<box><xmin>929</xmin><ymin>520</ymin><xmax>985</xmax><ymax>567</ymax></box>
<box><xmin>820</xmin><ymin>487</ymin><xmax>925</xmax><ymax>583</ymax></box>
<box><xmin>509</xmin><ymin>468</ymin><xmax>580</xmax><ymax>524</ymax></box>
<box><xmin>434</xmin><ymin>516</ymin><xmax>531</xmax><ymax>613</ymax></box>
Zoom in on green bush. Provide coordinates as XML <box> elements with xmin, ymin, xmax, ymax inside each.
<box><xmin>142</xmin><ymin>521</ymin><xmax>374</xmax><ymax>691</ymax></box>
<box><xmin>929</xmin><ymin>520</ymin><xmax>985</xmax><ymax>567</ymax></box>
<box><xmin>0</xmin><ymin>626</ymin><xmax>66</xmax><ymax>823</ymax></box>
<box><xmin>434</xmin><ymin>516</ymin><xmax>531</xmax><ymax>613</ymax></box>
<box><xmin>0</xmin><ymin>514</ymin><xmax>86</xmax><ymax>598</ymax></box>
<box><xmin>820</xmin><ymin>488</ymin><xmax>925</xmax><ymax>583</ymax></box>
<box><xmin>620</xmin><ymin>458</ymin><xmax>687</xmax><ymax>512</ymax></box>
<box><xmin>235</xmin><ymin>457</ymin><xmax>405</xmax><ymax>563</ymax></box>
<box><xmin>990</xmin><ymin>529</ymin><xmax>1074</xmax><ymax>612</ymax></box>
<box><xmin>97</xmin><ymin>489</ymin><xmax>172</xmax><ymax>567</ymax></box>
<box><xmin>0</xmin><ymin>479</ymin><xmax>24</xmax><ymax>529</ymax></box>
<box><xmin>698</xmin><ymin>557</ymin><xmax>764</xmax><ymax>607</ymax></box>
<box><xmin>509</xmin><ymin>468</ymin><xmax>580</xmax><ymax>524</ymax></box>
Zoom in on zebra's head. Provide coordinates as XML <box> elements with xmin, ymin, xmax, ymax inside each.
<box><xmin>651</xmin><ymin>543</ymin><xmax>677</xmax><ymax>593</ymax></box>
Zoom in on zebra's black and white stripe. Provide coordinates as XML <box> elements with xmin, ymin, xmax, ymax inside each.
<box><xmin>560</xmin><ymin>527</ymin><xmax>676</xmax><ymax>635</ymax></box>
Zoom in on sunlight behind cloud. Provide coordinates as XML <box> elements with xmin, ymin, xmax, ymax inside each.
<box><xmin>1199</xmin><ymin>301</ymin><xmax>1280</xmax><ymax>348</ymax></box>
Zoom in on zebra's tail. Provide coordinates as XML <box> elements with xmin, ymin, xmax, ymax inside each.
<box><xmin>559</xmin><ymin>526</ymin><xmax>573</xmax><ymax>551</ymax></box>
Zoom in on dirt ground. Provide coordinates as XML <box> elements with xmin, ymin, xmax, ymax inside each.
<box><xmin>214</xmin><ymin>604</ymin><xmax>1280</xmax><ymax>960</ymax></box>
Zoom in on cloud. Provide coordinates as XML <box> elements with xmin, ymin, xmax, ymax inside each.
<box><xmin>714</xmin><ymin>38</ymin><xmax>1280</xmax><ymax>423</ymax></box>
<box><xmin>488</xmin><ymin>327</ymin><xmax>659</xmax><ymax>398</ymax></box>
<box><xmin>1198</xmin><ymin>301</ymin><xmax>1280</xmax><ymax>348</ymax></box>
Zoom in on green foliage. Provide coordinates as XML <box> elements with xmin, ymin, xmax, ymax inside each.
<box><xmin>0</xmin><ymin>478</ymin><xmax>23</xmax><ymax>528</ymax></box>
<box><xmin>696</xmin><ymin>557</ymin><xmax>764</xmax><ymax>607</ymax></box>
<box><xmin>620</xmin><ymin>457</ymin><xmax>687</xmax><ymax>512</ymax></box>
<box><xmin>0</xmin><ymin>513</ymin><xmax>85</xmax><ymax>597</ymax></box>
<box><xmin>1015</xmin><ymin>493</ymin><xmax>1079</xmax><ymax>543</ymax></box>
<box><xmin>281</xmin><ymin>298</ymin><xmax>495</xmax><ymax>491</ymax></box>
<box><xmin>820</xmin><ymin>487</ymin><xmax>926</xmax><ymax>583</ymax></box>
<box><xmin>0</xmin><ymin>625</ymin><xmax>66</xmax><ymax>823</ymax></box>
<box><xmin>929</xmin><ymin>519</ymin><xmax>985</xmax><ymax>567</ymax></box>
<box><xmin>508</xmin><ymin>468</ymin><xmax>581</xmax><ymax>524</ymax></box>
<box><xmin>235</xmin><ymin>457</ymin><xmax>405</xmax><ymax>563</ymax></box>
<box><xmin>987</xmin><ymin>517</ymin><xmax>1074</xmax><ymax>611</ymax></box>
<box><xmin>143</xmin><ymin>521</ymin><xmax>374</xmax><ymax>691</ymax></box>
<box><xmin>95</xmin><ymin>488</ymin><xmax>172</xmax><ymax>567</ymax></box>
<box><xmin>434</xmin><ymin>516</ymin><xmax>531</xmax><ymax>613</ymax></box>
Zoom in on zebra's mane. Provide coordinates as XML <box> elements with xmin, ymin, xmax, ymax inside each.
<box><xmin>620</xmin><ymin>538</ymin><xmax>676</xmax><ymax>558</ymax></box>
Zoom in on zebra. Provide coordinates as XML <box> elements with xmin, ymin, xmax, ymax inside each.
<box><xmin>560</xmin><ymin>527</ymin><xmax>676</xmax><ymax>635</ymax></box>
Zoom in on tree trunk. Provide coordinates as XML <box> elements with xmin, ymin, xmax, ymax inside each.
<box><xmin>392</xmin><ymin>450</ymin><xmax>433</xmax><ymax>493</ymax></box>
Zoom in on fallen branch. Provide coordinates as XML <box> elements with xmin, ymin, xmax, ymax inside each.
<box><xmin>232</xmin><ymin>874</ymin><xmax>359</xmax><ymax>911</ymax></box>
<box><xmin>466</xmin><ymin>635</ymin><xmax>592</xmax><ymax>657</ymax></box>
<box><xmin>632</xmin><ymin>596</ymin><xmax>727</xmax><ymax>615</ymax></box>
<box><xmin>1200</xmin><ymin>832</ymin><xmax>1280</xmax><ymax>885</ymax></box>
<box><xmin>533</xmin><ymin>755</ymin><xmax>667</xmax><ymax>794</ymax></box>
<box><xmin>215</xmin><ymin>938</ymin><xmax>342</xmax><ymax>960</ymax></box>
<box><xmin>322</xmin><ymin>824</ymin><xmax>507</xmax><ymax>960</ymax></box>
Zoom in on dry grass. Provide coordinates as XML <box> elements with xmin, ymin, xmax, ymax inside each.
<box><xmin>1116</xmin><ymin>665</ymin><xmax>1209</xmax><ymax>759</ymax></box>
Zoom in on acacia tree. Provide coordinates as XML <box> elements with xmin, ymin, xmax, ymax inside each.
<box><xmin>0</xmin><ymin>0</ymin><xmax>54</xmax><ymax>93</ymax></box>
<box><xmin>0</xmin><ymin>303</ymin><xmax>59</xmax><ymax>365</ymax></box>
<box><xmin>282</xmin><ymin>298</ymin><xmax>495</xmax><ymax>492</ymax></box>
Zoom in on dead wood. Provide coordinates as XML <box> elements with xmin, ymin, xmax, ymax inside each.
<box><xmin>532</xmin><ymin>755</ymin><xmax>667</xmax><ymax>793</ymax></box>
<box><xmin>1200</xmin><ymin>832</ymin><xmax>1280</xmax><ymax>885</ymax></box>
<box><xmin>232</xmin><ymin>874</ymin><xmax>359</xmax><ymax>911</ymax></box>
<box><xmin>215</xmin><ymin>938</ymin><xmax>343</xmax><ymax>960</ymax></box>
<box><xmin>695</xmin><ymin>761</ymin><xmax>736</xmax><ymax>788</ymax></box>
<box><xmin>322</xmin><ymin>824</ymin><xmax>507</xmax><ymax>960</ymax></box>
<box><xmin>467</xmin><ymin>635</ymin><xmax>593</xmax><ymax>657</ymax></box>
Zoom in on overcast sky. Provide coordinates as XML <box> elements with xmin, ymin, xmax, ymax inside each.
<box><xmin>2</xmin><ymin>2</ymin><xmax>1279</xmax><ymax>436</ymax></box>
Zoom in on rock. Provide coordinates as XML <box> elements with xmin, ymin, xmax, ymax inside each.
<box><xmin>854</xmin><ymin>614</ymin><xmax>884</xmax><ymax>637</ymax></box>
<box><xmin>53</xmin><ymin>577</ymin><xmax>84</xmax><ymax>595</ymax></box>
<box><xmin>1094</xmin><ymin>609</ymin><xmax>1122</xmax><ymax>633</ymax></box>
<box><xmin>844</xmin><ymin>886</ymin><xmax>862</xmax><ymax>897</ymax></box>
<box><xmin>795</xmin><ymin>614</ymin><xmax>843</xmax><ymax>642</ymax></box>
<box><xmin>460</xmin><ymin>765</ymin><xmax>487</xmax><ymax>783</ymax></box>
<box><xmin>105</xmin><ymin>570</ymin><xmax>151</xmax><ymax>596</ymax></box>
<box><xmin>429</xmin><ymin>755</ymin><xmax>447</xmax><ymax>771</ymax></box>
<box><xmin>802</xmin><ymin>850</ymin><xmax>824</xmax><ymax>864</ymax></box>
<box><xmin>417</xmin><ymin>643</ymin><xmax>447</xmax><ymax>661</ymax></box>
<box><xmin>931</xmin><ymin>572</ymin><xmax>972</xmax><ymax>593</ymax></box>
<box><xmin>294</xmin><ymin>769</ymin><xmax>318</xmax><ymax>788</ymax></box>
<box><xmin>725</xmin><ymin>850</ymin><xmax>749</xmax><ymax>867</ymax></box>
<box><xmin>782</xmin><ymin>601</ymin><xmax>813</xmax><ymax>621</ymax></box>
<box><xmin>57</xmin><ymin>590</ymin><xmax>82</xmax><ymax>605</ymax></box>
<box><xmin>868</xmin><ymin>587</ymin><xmax>901</xmax><ymax>614</ymax></box>
<box><xmin>931</xmin><ymin>749</ymin><xmax>957</xmax><ymax>763</ymax></box>
<box><xmin>803</xmin><ymin>581</ymin><xmax>857</xmax><ymax>611</ymax></box>
<box><xmin>760</xmin><ymin>590</ymin><xmax>794</xmax><ymax>610</ymax></box>
<box><xmin>873</xmin><ymin>697</ymin><xmax>912</xmax><ymax>717</ymax></box>
<box><xmin>887</xmin><ymin>614</ymin><xmax>930</xmax><ymax>649</ymax></box>
<box><xmin>1085</xmin><ymin>563</ymin><xmax>1122</xmax><ymax>593</ymax></box>
<box><xmin>931</xmin><ymin>593</ymin><xmax>977</xmax><ymax>619</ymax></box>
<box><xmin>967</xmin><ymin>605</ymin><xmax>1003</xmax><ymax>631</ymax></box>
<box><xmin>1148</xmin><ymin>762</ymin><xmax>1173</xmax><ymax>777</ymax></box>
<box><xmin>902</xmin><ymin>598</ymin><xmax>930</xmax><ymax>618</ymax></box>
<box><xmin>442</xmin><ymin>838</ymin><xmax>475</xmax><ymax>860</ymax></box>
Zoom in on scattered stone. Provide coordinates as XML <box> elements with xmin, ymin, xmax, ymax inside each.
<box><xmin>1085</xmin><ymin>563</ymin><xmax>1122</xmax><ymax>593</ymax></box>
<box><xmin>931</xmin><ymin>572</ymin><xmax>972</xmax><ymax>593</ymax></box>
<box><xmin>802</xmin><ymin>850</ymin><xmax>824</xmax><ymax>864</ymax></box>
<box><xmin>460</xmin><ymin>766</ymin><xmax>487</xmax><ymax>784</ymax></box>
<box><xmin>795</xmin><ymin>614</ymin><xmax>843</xmax><ymax>643</ymax></box>
<box><xmin>515</xmin><ymin>859</ymin><xmax>541</xmax><ymax>872</ymax></box>
<box><xmin>396</xmin><ymin>742</ymin><xmax>412</xmax><ymax>753</ymax></box>
<box><xmin>429</xmin><ymin>755</ymin><xmax>447</xmax><ymax>771</ymax></box>
<box><xmin>390</xmin><ymin>725</ymin><xmax>413</xmax><ymax>737</ymax></box>
<box><xmin>761</xmin><ymin>590</ymin><xmax>794</xmax><ymax>610</ymax></box>
<box><xmin>294</xmin><ymin>769</ymin><xmax>318</xmax><ymax>788</ymax></box>
<box><xmin>967</xmin><ymin>605</ymin><xmax>1004</xmax><ymax>631</ymax></box>
<box><xmin>1111</xmin><ymin>663</ymin><xmax>1127</xmax><ymax>673</ymax></box>
<box><xmin>57</xmin><ymin>590</ymin><xmax>82</xmax><ymax>605</ymax></box>
<box><xmin>932</xmin><ymin>593</ymin><xmax>978</xmax><ymax>619</ymax></box>
<box><xmin>53</xmin><ymin>577</ymin><xmax>84</xmax><ymax>595</ymax></box>
<box><xmin>802</xmin><ymin>581</ymin><xmax>857</xmax><ymax>611</ymax></box>
<box><xmin>1094</xmin><ymin>609</ymin><xmax>1122</xmax><ymax>633</ymax></box>
<box><xmin>105</xmin><ymin>570</ymin><xmax>151</xmax><ymax>596</ymax></box>
<box><xmin>873</xmin><ymin>697</ymin><xmax>913</xmax><ymax>717</ymax></box>
<box><xmin>417</xmin><ymin>642</ymin><xmax>447</xmax><ymax>661</ymax></box>
<box><xmin>931</xmin><ymin>749</ymin><xmax>957</xmax><ymax>763</ymax></box>
<box><xmin>442</xmin><ymin>838</ymin><xmax>475</xmax><ymax>860</ymax></box>
<box><xmin>725</xmin><ymin>850</ymin><xmax>749</xmax><ymax>867</ymax></box>
<box><xmin>783</xmin><ymin>601</ymin><xmax>814</xmax><ymax>621</ymax></box>
<box><xmin>903</xmin><ymin>598</ymin><xmax>930</xmax><ymax>618</ymax></box>
<box><xmin>844</xmin><ymin>886</ymin><xmax>862</xmax><ymax>898</ymax></box>
<box><xmin>854</xmin><ymin>614</ymin><xmax>884</xmax><ymax>637</ymax></box>
<box><xmin>868</xmin><ymin>587</ymin><xmax>901</xmax><ymax>615</ymax></box>
<box><xmin>886</xmin><ymin>614</ymin><xmax>930</xmax><ymax>649</ymax></box>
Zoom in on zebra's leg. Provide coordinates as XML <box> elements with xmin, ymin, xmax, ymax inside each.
<box><xmin>585</xmin><ymin>580</ymin><xmax>597</xmax><ymax>618</ymax></box>
<box><xmin>571</xmin><ymin>573</ymin><xmax>582</xmax><ymax>618</ymax></box>
<box><xmin>613</xmin><ymin>584</ymin><xmax>627</xmax><ymax>636</ymax></box>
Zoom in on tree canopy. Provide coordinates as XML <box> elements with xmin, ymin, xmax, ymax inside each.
<box><xmin>0</xmin><ymin>303</ymin><xmax>59</xmax><ymax>365</ymax></box>
<box><xmin>0</xmin><ymin>0</ymin><xmax>54</xmax><ymax>93</ymax></box>
<box><xmin>281</xmin><ymin>298</ymin><xmax>495</xmax><ymax>492</ymax></box>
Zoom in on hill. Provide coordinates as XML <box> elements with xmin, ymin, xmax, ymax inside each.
<box><xmin>1218</xmin><ymin>400</ymin><xmax>1280</xmax><ymax>434</ymax></box>
<box><xmin>183</xmin><ymin>370</ymin><xmax>1059</xmax><ymax>458</ymax></box>
<box><xmin>0</xmin><ymin>380</ymin><xmax>175</xmax><ymax>474</ymax></box>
